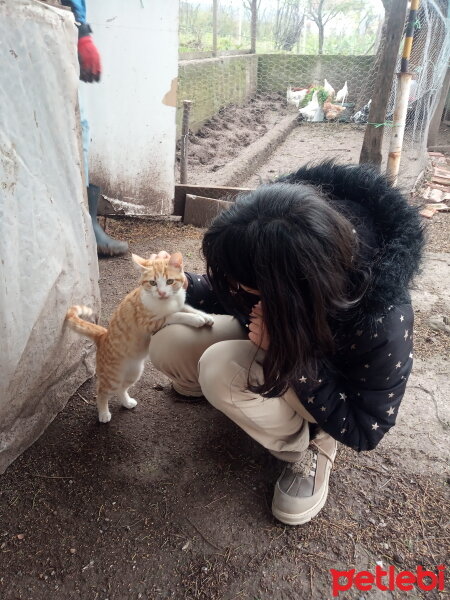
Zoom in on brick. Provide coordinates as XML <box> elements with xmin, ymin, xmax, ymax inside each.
<box><xmin>422</xmin><ymin>187</ymin><xmax>431</xmax><ymax>200</ymax></box>
<box><xmin>424</xmin><ymin>203</ymin><xmax>449</xmax><ymax>212</ymax></box>
<box><xmin>431</xmin><ymin>175</ymin><xmax>450</xmax><ymax>186</ymax></box>
<box><xmin>428</xmin><ymin>183</ymin><xmax>449</xmax><ymax>192</ymax></box>
<box><xmin>428</xmin><ymin>189</ymin><xmax>445</xmax><ymax>203</ymax></box>
<box><xmin>434</xmin><ymin>166</ymin><xmax>450</xmax><ymax>176</ymax></box>
<box><xmin>432</xmin><ymin>167</ymin><xmax>450</xmax><ymax>185</ymax></box>
<box><xmin>420</xmin><ymin>207</ymin><xmax>437</xmax><ymax>218</ymax></box>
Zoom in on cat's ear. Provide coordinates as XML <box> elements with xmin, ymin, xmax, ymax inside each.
<box><xmin>168</xmin><ymin>252</ymin><xmax>183</xmax><ymax>270</ymax></box>
<box><xmin>131</xmin><ymin>254</ymin><xmax>150</xmax><ymax>272</ymax></box>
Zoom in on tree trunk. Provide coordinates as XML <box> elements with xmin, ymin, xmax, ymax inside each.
<box><xmin>212</xmin><ymin>0</ymin><xmax>218</xmax><ymax>57</ymax></box>
<box><xmin>359</xmin><ymin>0</ymin><xmax>408</xmax><ymax>168</ymax></box>
<box><xmin>318</xmin><ymin>22</ymin><xmax>324</xmax><ymax>54</ymax></box>
<box><xmin>250</xmin><ymin>0</ymin><xmax>257</xmax><ymax>53</ymax></box>
<box><xmin>427</xmin><ymin>67</ymin><xmax>450</xmax><ymax>147</ymax></box>
<box><xmin>356</xmin><ymin>0</ymin><xmax>392</xmax><ymax>109</ymax></box>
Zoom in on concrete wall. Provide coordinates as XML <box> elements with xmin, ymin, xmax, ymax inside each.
<box><xmin>177</xmin><ymin>54</ymin><xmax>258</xmax><ymax>134</ymax></box>
<box><xmin>85</xmin><ymin>0</ymin><xmax>179</xmax><ymax>213</ymax></box>
<box><xmin>176</xmin><ymin>53</ymin><xmax>375</xmax><ymax>137</ymax></box>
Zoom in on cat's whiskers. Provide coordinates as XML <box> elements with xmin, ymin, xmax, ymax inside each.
<box><xmin>66</xmin><ymin>252</ymin><xmax>214</xmax><ymax>423</ymax></box>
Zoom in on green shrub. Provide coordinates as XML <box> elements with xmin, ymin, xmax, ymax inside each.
<box><xmin>300</xmin><ymin>86</ymin><xmax>329</xmax><ymax>107</ymax></box>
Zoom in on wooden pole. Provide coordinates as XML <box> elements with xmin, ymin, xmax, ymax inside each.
<box><xmin>400</xmin><ymin>0</ymin><xmax>420</xmax><ymax>74</ymax></box>
<box><xmin>359</xmin><ymin>0</ymin><xmax>408</xmax><ymax>168</ymax></box>
<box><xmin>212</xmin><ymin>0</ymin><xmax>218</xmax><ymax>57</ymax></box>
<box><xmin>386</xmin><ymin>0</ymin><xmax>420</xmax><ymax>184</ymax></box>
<box><xmin>386</xmin><ymin>73</ymin><xmax>412</xmax><ymax>183</ymax></box>
<box><xmin>250</xmin><ymin>0</ymin><xmax>257</xmax><ymax>54</ymax></box>
<box><xmin>427</xmin><ymin>66</ymin><xmax>450</xmax><ymax>148</ymax></box>
<box><xmin>180</xmin><ymin>100</ymin><xmax>192</xmax><ymax>185</ymax></box>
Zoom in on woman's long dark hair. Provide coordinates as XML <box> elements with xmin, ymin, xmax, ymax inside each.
<box><xmin>202</xmin><ymin>182</ymin><xmax>366</xmax><ymax>398</ymax></box>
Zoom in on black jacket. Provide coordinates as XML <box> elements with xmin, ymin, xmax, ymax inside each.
<box><xmin>185</xmin><ymin>162</ymin><xmax>424</xmax><ymax>452</ymax></box>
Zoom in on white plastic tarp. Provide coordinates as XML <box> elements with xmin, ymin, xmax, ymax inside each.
<box><xmin>0</xmin><ymin>0</ymin><xmax>100</xmax><ymax>473</ymax></box>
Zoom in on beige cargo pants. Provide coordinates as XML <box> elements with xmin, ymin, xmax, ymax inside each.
<box><xmin>149</xmin><ymin>314</ymin><xmax>315</xmax><ymax>462</ymax></box>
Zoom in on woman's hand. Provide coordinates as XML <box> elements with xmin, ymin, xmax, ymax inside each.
<box><xmin>249</xmin><ymin>302</ymin><xmax>270</xmax><ymax>350</ymax></box>
<box><xmin>150</xmin><ymin>250</ymin><xmax>188</xmax><ymax>289</ymax></box>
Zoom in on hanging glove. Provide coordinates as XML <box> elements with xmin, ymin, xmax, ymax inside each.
<box><xmin>77</xmin><ymin>23</ymin><xmax>101</xmax><ymax>83</ymax></box>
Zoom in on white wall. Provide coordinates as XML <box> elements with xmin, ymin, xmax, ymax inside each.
<box><xmin>84</xmin><ymin>0</ymin><xmax>179</xmax><ymax>214</ymax></box>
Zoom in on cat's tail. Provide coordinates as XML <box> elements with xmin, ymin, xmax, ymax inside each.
<box><xmin>66</xmin><ymin>305</ymin><xmax>107</xmax><ymax>343</ymax></box>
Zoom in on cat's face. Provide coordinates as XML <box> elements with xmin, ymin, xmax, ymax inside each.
<box><xmin>132</xmin><ymin>253</ymin><xmax>185</xmax><ymax>300</ymax></box>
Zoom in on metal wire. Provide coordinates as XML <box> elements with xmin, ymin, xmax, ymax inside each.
<box><xmin>178</xmin><ymin>0</ymin><xmax>450</xmax><ymax>172</ymax></box>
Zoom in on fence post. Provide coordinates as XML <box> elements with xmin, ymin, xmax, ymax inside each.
<box><xmin>359</xmin><ymin>0</ymin><xmax>408</xmax><ymax>168</ymax></box>
<box><xmin>212</xmin><ymin>0</ymin><xmax>218</xmax><ymax>57</ymax></box>
<box><xmin>386</xmin><ymin>0</ymin><xmax>420</xmax><ymax>184</ymax></box>
<box><xmin>180</xmin><ymin>100</ymin><xmax>192</xmax><ymax>185</ymax></box>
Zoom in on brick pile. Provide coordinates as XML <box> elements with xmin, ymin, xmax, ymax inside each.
<box><xmin>419</xmin><ymin>152</ymin><xmax>450</xmax><ymax>218</ymax></box>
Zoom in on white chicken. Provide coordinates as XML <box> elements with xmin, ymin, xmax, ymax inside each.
<box><xmin>286</xmin><ymin>86</ymin><xmax>309</xmax><ymax>108</ymax></box>
<box><xmin>323</xmin><ymin>79</ymin><xmax>335</xmax><ymax>98</ymax></box>
<box><xmin>335</xmin><ymin>81</ymin><xmax>348</xmax><ymax>105</ymax></box>
<box><xmin>299</xmin><ymin>90</ymin><xmax>324</xmax><ymax>122</ymax></box>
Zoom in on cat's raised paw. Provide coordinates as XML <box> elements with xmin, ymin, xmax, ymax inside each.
<box><xmin>203</xmin><ymin>314</ymin><xmax>214</xmax><ymax>327</ymax></box>
<box><xmin>188</xmin><ymin>314</ymin><xmax>210</xmax><ymax>328</ymax></box>
<box><xmin>122</xmin><ymin>397</ymin><xmax>138</xmax><ymax>410</ymax></box>
<box><xmin>98</xmin><ymin>410</ymin><xmax>112</xmax><ymax>423</ymax></box>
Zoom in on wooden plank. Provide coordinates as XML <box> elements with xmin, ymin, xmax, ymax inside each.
<box><xmin>359</xmin><ymin>0</ymin><xmax>408</xmax><ymax>167</ymax></box>
<box><xmin>184</xmin><ymin>195</ymin><xmax>234</xmax><ymax>228</ymax></box>
<box><xmin>180</xmin><ymin>100</ymin><xmax>193</xmax><ymax>184</ymax></box>
<box><xmin>173</xmin><ymin>184</ymin><xmax>253</xmax><ymax>216</ymax></box>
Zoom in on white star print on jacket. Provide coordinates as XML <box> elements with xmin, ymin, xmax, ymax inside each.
<box><xmin>293</xmin><ymin>304</ymin><xmax>414</xmax><ymax>451</ymax></box>
<box><xmin>184</xmin><ymin>162</ymin><xmax>423</xmax><ymax>453</ymax></box>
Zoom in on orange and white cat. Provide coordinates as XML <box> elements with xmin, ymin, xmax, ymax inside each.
<box><xmin>66</xmin><ymin>252</ymin><xmax>213</xmax><ymax>423</ymax></box>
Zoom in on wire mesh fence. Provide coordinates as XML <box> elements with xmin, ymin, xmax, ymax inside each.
<box><xmin>386</xmin><ymin>0</ymin><xmax>450</xmax><ymax>158</ymax></box>
<box><xmin>177</xmin><ymin>0</ymin><xmax>450</xmax><ymax>184</ymax></box>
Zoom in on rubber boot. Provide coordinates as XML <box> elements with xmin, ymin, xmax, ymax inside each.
<box><xmin>87</xmin><ymin>184</ymin><xmax>128</xmax><ymax>257</ymax></box>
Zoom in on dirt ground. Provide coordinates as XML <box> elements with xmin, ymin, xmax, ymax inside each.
<box><xmin>2</xmin><ymin>111</ymin><xmax>450</xmax><ymax>598</ymax></box>
<box><xmin>178</xmin><ymin>94</ymin><xmax>425</xmax><ymax>192</ymax></box>
<box><xmin>1</xmin><ymin>205</ymin><xmax>449</xmax><ymax>600</ymax></box>
<box><xmin>176</xmin><ymin>93</ymin><xmax>290</xmax><ymax>185</ymax></box>
<box><xmin>241</xmin><ymin>123</ymin><xmax>423</xmax><ymax>192</ymax></box>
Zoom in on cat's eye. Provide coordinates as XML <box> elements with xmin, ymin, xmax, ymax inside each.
<box><xmin>148</xmin><ymin>280</ymin><xmax>157</xmax><ymax>286</ymax></box>
<box><xmin>166</xmin><ymin>279</ymin><xmax>174</xmax><ymax>285</ymax></box>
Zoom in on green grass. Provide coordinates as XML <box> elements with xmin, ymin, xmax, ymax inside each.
<box><xmin>300</xmin><ymin>86</ymin><xmax>329</xmax><ymax>107</ymax></box>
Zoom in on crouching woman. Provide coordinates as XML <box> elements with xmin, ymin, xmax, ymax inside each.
<box><xmin>149</xmin><ymin>161</ymin><xmax>424</xmax><ymax>525</ymax></box>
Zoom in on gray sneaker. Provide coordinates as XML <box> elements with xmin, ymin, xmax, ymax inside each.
<box><xmin>272</xmin><ymin>430</ymin><xmax>337</xmax><ymax>525</ymax></box>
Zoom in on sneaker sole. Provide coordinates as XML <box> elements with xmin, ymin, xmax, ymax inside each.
<box><xmin>172</xmin><ymin>383</ymin><xmax>204</xmax><ymax>398</ymax></box>
<box><xmin>271</xmin><ymin>444</ymin><xmax>336</xmax><ymax>526</ymax></box>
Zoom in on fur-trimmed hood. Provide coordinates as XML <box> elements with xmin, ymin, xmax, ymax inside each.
<box><xmin>278</xmin><ymin>161</ymin><xmax>425</xmax><ymax>316</ymax></box>
<box><xmin>184</xmin><ymin>161</ymin><xmax>424</xmax><ymax>452</ymax></box>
